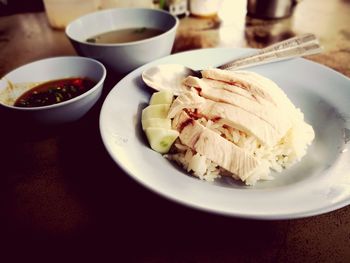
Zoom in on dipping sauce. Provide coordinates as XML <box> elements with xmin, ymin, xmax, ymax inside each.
<box><xmin>14</xmin><ymin>77</ymin><xmax>96</xmax><ymax>108</ymax></box>
<box><xmin>86</xmin><ymin>27</ymin><xmax>165</xmax><ymax>44</ymax></box>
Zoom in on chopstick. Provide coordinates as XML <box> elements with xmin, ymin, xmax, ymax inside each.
<box><xmin>218</xmin><ymin>33</ymin><xmax>322</xmax><ymax>70</ymax></box>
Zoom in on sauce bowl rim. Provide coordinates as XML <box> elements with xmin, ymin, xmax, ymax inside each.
<box><xmin>0</xmin><ymin>56</ymin><xmax>107</xmax><ymax>111</ymax></box>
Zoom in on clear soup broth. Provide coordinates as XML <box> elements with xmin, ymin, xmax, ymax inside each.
<box><xmin>86</xmin><ymin>27</ymin><xmax>165</xmax><ymax>44</ymax></box>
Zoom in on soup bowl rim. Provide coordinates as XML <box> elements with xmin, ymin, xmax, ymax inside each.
<box><xmin>65</xmin><ymin>7</ymin><xmax>179</xmax><ymax>47</ymax></box>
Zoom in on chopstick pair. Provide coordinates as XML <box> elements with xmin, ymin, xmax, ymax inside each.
<box><xmin>218</xmin><ymin>33</ymin><xmax>322</xmax><ymax>70</ymax></box>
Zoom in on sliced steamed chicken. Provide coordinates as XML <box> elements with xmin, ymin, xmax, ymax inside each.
<box><xmin>172</xmin><ymin>110</ymin><xmax>263</xmax><ymax>184</ymax></box>
<box><xmin>183</xmin><ymin>76</ymin><xmax>292</xmax><ymax>134</ymax></box>
<box><xmin>165</xmin><ymin>68</ymin><xmax>314</xmax><ymax>185</ymax></box>
<box><xmin>168</xmin><ymin>91</ymin><xmax>283</xmax><ymax>147</ymax></box>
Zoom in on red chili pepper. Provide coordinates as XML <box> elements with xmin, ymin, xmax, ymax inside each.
<box><xmin>72</xmin><ymin>78</ymin><xmax>83</xmax><ymax>88</ymax></box>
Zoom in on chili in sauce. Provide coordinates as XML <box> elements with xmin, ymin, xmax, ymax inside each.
<box><xmin>14</xmin><ymin>77</ymin><xmax>96</xmax><ymax>108</ymax></box>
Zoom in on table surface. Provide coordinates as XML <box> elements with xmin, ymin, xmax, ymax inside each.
<box><xmin>1</xmin><ymin>0</ymin><xmax>350</xmax><ymax>262</ymax></box>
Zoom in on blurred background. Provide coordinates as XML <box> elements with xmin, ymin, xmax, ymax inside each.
<box><xmin>1</xmin><ymin>0</ymin><xmax>349</xmax><ymax>76</ymax></box>
<box><xmin>0</xmin><ymin>0</ymin><xmax>44</xmax><ymax>15</ymax></box>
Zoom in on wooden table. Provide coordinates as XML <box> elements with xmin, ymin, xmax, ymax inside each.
<box><xmin>1</xmin><ymin>0</ymin><xmax>349</xmax><ymax>262</ymax></box>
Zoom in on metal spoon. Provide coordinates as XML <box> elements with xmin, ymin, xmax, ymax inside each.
<box><xmin>142</xmin><ymin>33</ymin><xmax>322</xmax><ymax>95</ymax></box>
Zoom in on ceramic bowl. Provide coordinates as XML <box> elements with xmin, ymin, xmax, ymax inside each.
<box><xmin>0</xmin><ymin>56</ymin><xmax>106</xmax><ymax>125</ymax></box>
<box><xmin>65</xmin><ymin>8</ymin><xmax>179</xmax><ymax>74</ymax></box>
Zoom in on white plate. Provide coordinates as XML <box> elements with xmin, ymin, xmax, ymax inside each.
<box><xmin>100</xmin><ymin>48</ymin><xmax>350</xmax><ymax>219</ymax></box>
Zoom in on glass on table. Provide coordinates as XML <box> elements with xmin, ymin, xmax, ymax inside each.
<box><xmin>99</xmin><ymin>0</ymin><xmax>156</xmax><ymax>9</ymax></box>
<box><xmin>43</xmin><ymin>0</ymin><xmax>100</xmax><ymax>29</ymax></box>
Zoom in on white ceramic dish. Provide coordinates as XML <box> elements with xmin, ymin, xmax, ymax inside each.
<box><xmin>66</xmin><ymin>8</ymin><xmax>179</xmax><ymax>74</ymax></box>
<box><xmin>0</xmin><ymin>56</ymin><xmax>106</xmax><ymax>125</ymax></box>
<box><xmin>100</xmin><ymin>48</ymin><xmax>350</xmax><ymax>219</ymax></box>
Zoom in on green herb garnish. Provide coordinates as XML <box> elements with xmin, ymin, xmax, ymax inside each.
<box><xmin>86</xmin><ymin>38</ymin><xmax>96</xmax><ymax>43</ymax></box>
<box><xmin>133</xmin><ymin>27</ymin><xmax>146</xmax><ymax>34</ymax></box>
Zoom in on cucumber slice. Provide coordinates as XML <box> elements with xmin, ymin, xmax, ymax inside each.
<box><xmin>141</xmin><ymin>104</ymin><xmax>170</xmax><ymax>121</ymax></box>
<box><xmin>150</xmin><ymin>90</ymin><xmax>174</xmax><ymax>105</ymax></box>
<box><xmin>142</xmin><ymin>118</ymin><xmax>172</xmax><ymax>130</ymax></box>
<box><xmin>145</xmin><ymin>127</ymin><xmax>179</xmax><ymax>153</ymax></box>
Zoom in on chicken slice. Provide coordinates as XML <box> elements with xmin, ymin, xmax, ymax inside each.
<box><xmin>173</xmin><ymin>111</ymin><xmax>260</xmax><ymax>181</ymax></box>
<box><xmin>201</xmin><ymin>69</ymin><xmax>276</xmax><ymax>104</ymax></box>
<box><xmin>183</xmin><ymin>76</ymin><xmax>257</xmax><ymax>102</ymax></box>
<box><xmin>169</xmin><ymin>91</ymin><xmax>283</xmax><ymax>146</ymax></box>
<box><xmin>167</xmin><ymin>90</ymin><xmax>205</xmax><ymax>119</ymax></box>
<box><xmin>201</xmin><ymin>69</ymin><xmax>299</xmax><ymax>116</ymax></box>
<box><xmin>183</xmin><ymin>76</ymin><xmax>292</xmax><ymax>136</ymax></box>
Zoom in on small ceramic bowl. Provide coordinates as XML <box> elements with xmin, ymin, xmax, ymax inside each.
<box><xmin>0</xmin><ymin>56</ymin><xmax>106</xmax><ymax>125</ymax></box>
<box><xmin>65</xmin><ymin>8</ymin><xmax>179</xmax><ymax>74</ymax></box>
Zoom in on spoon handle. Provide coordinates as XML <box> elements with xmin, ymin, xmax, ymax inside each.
<box><xmin>218</xmin><ymin>34</ymin><xmax>322</xmax><ymax>70</ymax></box>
